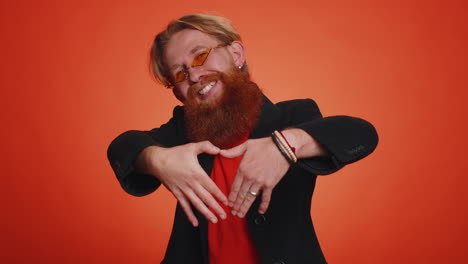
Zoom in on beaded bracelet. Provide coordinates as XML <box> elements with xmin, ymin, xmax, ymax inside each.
<box><xmin>271</xmin><ymin>133</ymin><xmax>294</xmax><ymax>164</ymax></box>
<box><xmin>271</xmin><ymin>130</ymin><xmax>297</xmax><ymax>164</ymax></box>
<box><xmin>273</xmin><ymin>130</ymin><xmax>297</xmax><ymax>163</ymax></box>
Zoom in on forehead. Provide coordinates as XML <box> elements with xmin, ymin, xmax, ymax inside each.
<box><xmin>164</xmin><ymin>29</ymin><xmax>221</xmax><ymax>68</ymax></box>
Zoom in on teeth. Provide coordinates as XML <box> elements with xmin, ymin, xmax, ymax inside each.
<box><xmin>199</xmin><ymin>81</ymin><xmax>216</xmax><ymax>95</ymax></box>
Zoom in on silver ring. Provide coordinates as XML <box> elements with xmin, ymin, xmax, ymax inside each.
<box><xmin>248</xmin><ymin>191</ymin><xmax>257</xmax><ymax>196</ymax></box>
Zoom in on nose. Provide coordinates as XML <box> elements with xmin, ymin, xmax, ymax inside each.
<box><xmin>187</xmin><ymin>66</ymin><xmax>204</xmax><ymax>84</ymax></box>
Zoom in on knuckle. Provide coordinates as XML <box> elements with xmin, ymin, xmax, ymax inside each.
<box><xmin>192</xmin><ymin>201</ymin><xmax>207</xmax><ymax>212</ymax></box>
<box><xmin>189</xmin><ymin>170</ymin><xmax>201</xmax><ymax>180</ymax></box>
<box><xmin>264</xmin><ymin>180</ymin><xmax>275</xmax><ymax>188</ymax></box>
<box><xmin>256</xmin><ymin>178</ymin><xmax>267</xmax><ymax>186</ymax></box>
<box><xmin>231</xmin><ymin>183</ymin><xmax>241</xmax><ymax>191</ymax></box>
<box><xmin>207</xmin><ymin>201</ymin><xmax>220</xmax><ymax>210</ymax></box>
<box><xmin>180</xmin><ymin>202</ymin><xmax>193</xmax><ymax>214</ymax></box>
<box><xmin>200</xmin><ymin>208</ymin><xmax>213</xmax><ymax>218</ymax></box>
<box><xmin>203</xmin><ymin>195</ymin><xmax>217</xmax><ymax>206</ymax></box>
<box><xmin>186</xmin><ymin>179</ymin><xmax>197</xmax><ymax>189</ymax></box>
<box><xmin>239</xmin><ymin>163</ymin><xmax>249</xmax><ymax>171</ymax></box>
<box><xmin>240</xmin><ymin>203</ymin><xmax>251</xmax><ymax>211</ymax></box>
<box><xmin>171</xmin><ymin>188</ymin><xmax>183</xmax><ymax>197</ymax></box>
<box><xmin>246</xmin><ymin>195</ymin><xmax>255</xmax><ymax>201</ymax></box>
<box><xmin>243</xmin><ymin>173</ymin><xmax>254</xmax><ymax>181</ymax></box>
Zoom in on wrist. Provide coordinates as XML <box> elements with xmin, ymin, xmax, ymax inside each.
<box><xmin>271</xmin><ymin>131</ymin><xmax>297</xmax><ymax>164</ymax></box>
<box><xmin>281</xmin><ymin>129</ymin><xmax>327</xmax><ymax>158</ymax></box>
<box><xmin>135</xmin><ymin>145</ymin><xmax>164</xmax><ymax>175</ymax></box>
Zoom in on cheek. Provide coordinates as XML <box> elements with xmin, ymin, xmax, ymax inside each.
<box><xmin>173</xmin><ymin>85</ymin><xmax>188</xmax><ymax>103</ymax></box>
<box><xmin>206</xmin><ymin>53</ymin><xmax>234</xmax><ymax>72</ymax></box>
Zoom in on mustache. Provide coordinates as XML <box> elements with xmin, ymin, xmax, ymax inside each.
<box><xmin>188</xmin><ymin>73</ymin><xmax>223</xmax><ymax>97</ymax></box>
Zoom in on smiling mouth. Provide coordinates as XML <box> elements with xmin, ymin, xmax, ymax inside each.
<box><xmin>199</xmin><ymin>81</ymin><xmax>216</xmax><ymax>95</ymax></box>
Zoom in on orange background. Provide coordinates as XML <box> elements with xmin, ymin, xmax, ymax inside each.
<box><xmin>1</xmin><ymin>0</ymin><xmax>467</xmax><ymax>263</ymax></box>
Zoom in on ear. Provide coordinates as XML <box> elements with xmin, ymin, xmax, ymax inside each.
<box><xmin>227</xmin><ymin>40</ymin><xmax>246</xmax><ymax>68</ymax></box>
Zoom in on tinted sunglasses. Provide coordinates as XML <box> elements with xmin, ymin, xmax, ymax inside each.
<box><xmin>166</xmin><ymin>43</ymin><xmax>228</xmax><ymax>88</ymax></box>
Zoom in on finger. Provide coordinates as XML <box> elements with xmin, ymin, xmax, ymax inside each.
<box><xmin>173</xmin><ymin>189</ymin><xmax>199</xmax><ymax>227</ymax></box>
<box><xmin>194</xmin><ymin>179</ymin><xmax>226</xmax><ymax>219</ymax></box>
<box><xmin>200</xmin><ymin>174</ymin><xmax>228</xmax><ymax>206</ymax></box>
<box><xmin>194</xmin><ymin>184</ymin><xmax>227</xmax><ymax>220</ymax></box>
<box><xmin>194</xmin><ymin>141</ymin><xmax>220</xmax><ymax>155</ymax></box>
<box><xmin>183</xmin><ymin>189</ymin><xmax>219</xmax><ymax>224</ymax></box>
<box><xmin>258</xmin><ymin>188</ymin><xmax>272</xmax><ymax>214</ymax></box>
<box><xmin>228</xmin><ymin>168</ymin><xmax>245</xmax><ymax>207</ymax></box>
<box><xmin>232</xmin><ymin>177</ymin><xmax>253</xmax><ymax>214</ymax></box>
<box><xmin>220</xmin><ymin>142</ymin><xmax>247</xmax><ymax>158</ymax></box>
<box><xmin>237</xmin><ymin>183</ymin><xmax>261</xmax><ymax>218</ymax></box>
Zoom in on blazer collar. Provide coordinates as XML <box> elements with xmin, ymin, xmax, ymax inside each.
<box><xmin>250</xmin><ymin>95</ymin><xmax>282</xmax><ymax>139</ymax></box>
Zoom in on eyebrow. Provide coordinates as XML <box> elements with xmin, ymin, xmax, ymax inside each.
<box><xmin>169</xmin><ymin>45</ymin><xmax>207</xmax><ymax>71</ymax></box>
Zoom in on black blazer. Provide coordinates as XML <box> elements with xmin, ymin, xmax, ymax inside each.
<box><xmin>107</xmin><ymin>96</ymin><xmax>378</xmax><ymax>264</ymax></box>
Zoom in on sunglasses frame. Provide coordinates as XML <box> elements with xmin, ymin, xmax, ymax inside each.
<box><xmin>165</xmin><ymin>43</ymin><xmax>228</xmax><ymax>88</ymax></box>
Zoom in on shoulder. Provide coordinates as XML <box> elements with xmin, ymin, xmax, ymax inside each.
<box><xmin>150</xmin><ymin>105</ymin><xmax>187</xmax><ymax>147</ymax></box>
<box><xmin>275</xmin><ymin>98</ymin><xmax>322</xmax><ymax>120</ymax></box>
<box><xmin>276</xmin><ymin>98</ymin><xmax>318</xmax><ymax>108</ymax></box>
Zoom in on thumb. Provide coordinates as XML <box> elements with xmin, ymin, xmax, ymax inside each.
<box><xmin>220</xmin><ymin>142</ymin><xmax>247</xmax><ymax>158</ymax></box>
<box><xmin>195</xmin><ymin>141</ymin><xmax>221</xmax><ymax>155</ymax></box>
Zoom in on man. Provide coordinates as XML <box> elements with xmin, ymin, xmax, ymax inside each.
<box><xmin>107</xmin><ymin>14</ymin><xmax>378</xmax><ymax>264</ymax></box>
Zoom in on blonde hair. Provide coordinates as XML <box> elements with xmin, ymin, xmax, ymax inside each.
<box><xmin>150</xmin><ymin>14</ymin><xmax>247</xmax><ymax>87</ymax></box>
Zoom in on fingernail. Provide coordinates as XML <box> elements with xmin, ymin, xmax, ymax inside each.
<box><xmin>228</xmin><ymin>202</ymin><xmax>233</xmax><ymax>207</ymax></box>
<box><xmin>211</xmin><ymin>218</ymin><xmax>218</xmax><ymax>224</ymax></box>
<box><xmin>220</xmin><ymin>214</ymin><xmax>226</xmax><ymax>220</ymax></box>
<box><xmin>238</xmin><ymin>213</ymin><xmax>244</xmax><ymax>218</ymax></box>
<box><xmin>231</xmin><ymin>210</ymin><xmax>237</xmax><ymax>216</ymax></box>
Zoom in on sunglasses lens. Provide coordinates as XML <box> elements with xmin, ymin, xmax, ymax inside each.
<box><xmin>170</xmin><ymin>46</ymin><xmax>219</xmax><ymax>85</ymax></box>
<box><xmin>173</xmin><ymin>71</ymin><xmax>186</xmax><ymax>83</ymax></box>
<box><xmin>192</xmin><ymin>48</ymin><xmax>211</xmax><ymax>67</ymax></box>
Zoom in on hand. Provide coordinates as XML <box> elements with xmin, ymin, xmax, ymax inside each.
<box><xmin>138</xmin><ymin>141</ymin><xmax>228</xmax><ymax>227</ymax></box>
<box><xmin>220</xmin><ymin>137</ymin><xmax>290</xmax><ymax>218</ymax></box>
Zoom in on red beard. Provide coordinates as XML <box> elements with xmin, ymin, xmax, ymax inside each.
<box><xmin>184</xmin><ymin>66</ymin><xmax>263</xmax><ymax>148</ymax></box>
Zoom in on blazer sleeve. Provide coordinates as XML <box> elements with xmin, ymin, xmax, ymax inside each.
<box><xmin>107</xmin><ymin>106</ymin><xmax>186</xmax><ymax>196</ymax></box>
<box><xmin>278</xmin><ymin>99</ymin><xmax>379</xmax><ymax>175</ymax></box>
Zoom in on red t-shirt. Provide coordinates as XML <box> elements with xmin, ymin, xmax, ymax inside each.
<box><xmin>208</xmin><ymin>152</ymin><xmax>261</xmax><ymax>264</ymax></box>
